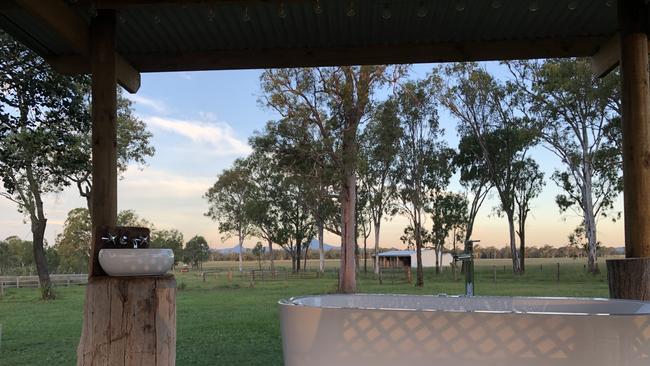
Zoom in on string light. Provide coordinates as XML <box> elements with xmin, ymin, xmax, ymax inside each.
<box><xmin>455</xmin><ymin>1</ymin><xmax>465</xmax><ymax>12</ymax></box>
<box><xmin>278</xmin><ymin>2</ymin><xmax>287</xmax><ymax>19</ymax></box>
<box><xmin>313</xmin><ymin>0</ymin><xmax>323</xmax><ymax>15</ymax></box>
<box><xmin>416</xmin><ymin>1</ymin><xmax>427</xmax><ymax>18</ymax></box>
<box><xmin>207</xmin><ymin>8</ymin><xmax>216</xmax><ymax>22</ymax></box>
<box><xmin>346</xmin><ymin>1</ymin><xmax>356</xmax><ymax>17</ymax></box>
<box><xmin>242</xmin><ymin>6</ymin><xmax>251</xmax><ymax>22</ymax></box>
<box><xmin>491</xmin><ymin>0</ymin><xmax>502</xmax><ymax>9</ymax></box>
<box><xmin>382</xmin><ymin>4</ymin><xmax>392</xmax><ymax>20</ymax></box>
<box><xmin>529</xmin><ymin>1</ymin><xmax>539</xmax><ymax>12</ymax></box>
<box><xmin>568</xmin><ymin>1</ymin><xmax>577</xmax><ymax>10</ymax></box>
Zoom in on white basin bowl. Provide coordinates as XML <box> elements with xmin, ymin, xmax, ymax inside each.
<box><xmin>98</xmin><ymin>248</ymin><xmax>174</xmax><ymax>276</ymax></box>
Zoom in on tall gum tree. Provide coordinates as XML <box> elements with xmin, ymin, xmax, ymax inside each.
<box><xmin>260</xmin><ymin>66</ymin><xmax>406</xmax><ymax>293</ymax></box>
<box><xmin>359</xmin><ymin>99</ymin><xmax>402</xmax><ymax>275</ymax></box>
<box><xmin>0</xmin><ymin>32</ymin><xmax>88</xmax><ymax>299</ymax></box>
<box><xmin>506</xmin><ymin>59</ymin><xmax>621</xmax><ymax>273</ymax></box>
<box><xmin>205</xmin><ymin>159</ymin><xmax>255</xmax><ymax>272</ymax></box>
<box><xmin>442</xmin><ymin>63</ymin><xmax>539</xmax><ymax>274</ymax></box>
<box><xmin>395</xmin><ymin>76</ymin><xmax>455</xmax><ymax>287</ymax></box>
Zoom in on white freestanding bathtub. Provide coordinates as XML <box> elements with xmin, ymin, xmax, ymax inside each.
<box><xmin>279</xmin><ymin>294</ymin><xmax>650</xmax><ymax>366</ymax></box>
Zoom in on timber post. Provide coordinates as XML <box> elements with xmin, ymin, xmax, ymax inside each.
<box><xmin>607</xmin><ymin>0</ymin><xmax>650</xmax><ymax>300</ymax></box>
<box><xmin>77</xmin><ymin>10</ymin><xmax>176</xmax><ymax>365</ymax></box>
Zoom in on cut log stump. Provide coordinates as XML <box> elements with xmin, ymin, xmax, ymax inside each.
<box><xmin>77</xmin><ymin>275</ymin><xmax>176</xmax><ymax>366</ymax></box>
<box><xmin>607</xmin><ymin>258</ymin><xmax>650</xmax><ymax>300</ymax></box>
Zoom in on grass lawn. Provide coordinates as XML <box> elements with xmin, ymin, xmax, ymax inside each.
<box><xmin>0</xmin><ymin>258</ymin><xmax>610</xmax><ymax>365</ymax></box>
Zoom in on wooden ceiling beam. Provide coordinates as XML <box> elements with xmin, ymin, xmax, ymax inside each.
<box><xmin>77</xmin><ymin>0</ymin><xmax>291</xmax><ymax>8</ymax></box>
<box><xmin>592</xmin><ymin>35</ymin><xmax>650</xmax><ymax>78</ymax></box>
<box><xmin>15</xmin><ymin>0</ymin><xmax>141</xmax><ymax>93</ymax></box>
<box><xmin>72</xmin><ymin>36</ymin><xmax>606</xmax><ymax>73</ymax></box>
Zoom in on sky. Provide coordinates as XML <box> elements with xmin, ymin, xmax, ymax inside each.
<box><xmin>0</xmin><ymin>63</ymin><xmax>625</xmax><ymax>250</ymax></box>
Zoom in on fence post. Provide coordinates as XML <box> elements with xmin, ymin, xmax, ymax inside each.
<box><xmin>503</xmin><ymin>265</ymin><xmax>506</xmax><ymax>273</ymax></box>
<box><xmin>1</xmin><ymin>280</ymin><xmax>4</xmax><ymax>298</ymax></box>
<box><xmin>556</xmin><ymin>263</ymin><xmax>560</xmax><ymax>283</ymax></box>
<box><xmin>379</xmin><ymin>268</ymin><xmax>383</xmax><ymax>285</ymax></box>
<box><xmin>67</xmin><ymin>278</ymin><xmax>71</xmax><ymax>287</ymax></box>
<box><xmin>227</xmin><ymin>270</ymin><xmax>232</xmax><ymax>283</ymax></box>
<box><xmin>202</xmin><ymin>272</ymin><xmax>206</xmax><ymax>282</ymax></box>
<box><xmin>540</xmin><ymin>264</ymin><xmax>543</xmax><ymax>272</ymax></box>
<box><xmin>16</xmin><ymin>276</ymin><xmax>19</xmax><ymax>289</ymax></box>
<box><xmin>493</xmin><ymin>265</ymin><xmax>496</xmax><ymax>283</ymax></box>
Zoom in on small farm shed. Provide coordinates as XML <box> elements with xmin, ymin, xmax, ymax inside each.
<box><xmin>1</xmin><ymin>1</ymin><xmax>650</xmax><ymax>365</ymax></box>
<box><xmin>377</xmin><ymin>250</ymin><xmax>453</xmax><ymax>269</ymax></box>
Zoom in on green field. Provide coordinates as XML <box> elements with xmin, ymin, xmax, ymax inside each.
<box><xmin>0</xmin><ymin>258</ymin><xmax>611</xmax><ymax>365</ymax></box>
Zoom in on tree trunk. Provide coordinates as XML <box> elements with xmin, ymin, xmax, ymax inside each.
<box><xmin>267</xmin><ymin>239</ymin><xmax>274</xmax><ymax>272</ymax></box>
<box><xmin>318</xmin><ymin>222</ymin><xmax>325</xmax><ymax>272</ymax></box>
<box><xmin>296</xmin><ymin>242</ymin><xmax>302</xmax><ymax>272</ymax></box>
<box><xmin>518</xmin><ymin>218</ymin><xmax>526</xmax><ymax>273</ymax></box>
<box><xmin>31</xmin><ymin>217</ymin><xmax>53</xmax><ymax>299</ymax></box>
<box><xmin>434</xmin><ymin>246</ymin><xmax>440</xmax><ymax>275</ymax></box>
<box><xmin>507</xmin><ymin>213</ymin><xmax>521</xmax><ymax>274</ymax></box>
<box><xmin>414</xmin><ymin>209</ymin><xmax>424</xmax><ymax>286</ymax></box>
<box><xmin>338</xmin><ymin>127</ymin><xmax>357</xmax><ymax>293</ymax></box>
<box><xmin>363</xmin><ymin>233</ymin><xmax>368</xmax><ymax>274</ymax></box>
<box><xmin>238</xmin><ymin>235</ymin><xmax>243</xmax><ymax>272</ymax></box>
<box><xmin>77</xmin><ymin>276</ymin><xmax>176</xmax><ymax>365</ymax></box>
<box><xmin>581</xmin><ymin>175</ymin><xmax>599</xmax><ymax>273</ymax></box>
<box><xmin>373</xmin><ymin>220</ymin><xmax>381</xmax><ymax>275</ymax></box>
<box><xmin>303</xmin><ymin>244</ymin><xmax>309</xmax><ymax>270</ymax></box>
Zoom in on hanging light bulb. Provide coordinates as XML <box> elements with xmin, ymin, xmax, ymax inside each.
<box><xmin>605</xmin><ymin>0</ymin><xmax>613</xmax><ymax>7</ymax></box>
<box><xmin>416</xmin><ymin>1</ymin><xmax>427</xmax><ymax>18</ymax></box>
<box><xmin>153</xmin><ymin>13</ymin><xmax>161</xmax><ymax>24</ymax></box>
<box><xmin>491</xmin><ymin>0</ymin><xmax>502</xmax><ymax>9</ymax></box>
<box><xmin>313</xmin><ymin>0</ymin><xmax>323</xmax><ymax>15</ymax></box>
<box><xmin>567</xmin><ymin>1</ymin><xmax>577</xmax><ymax>10</ymax></box>
<box><xmin>207</xmin><ymin>8</ymin><xmax>216</xmax><ymax>22</ymax></box>
<box><xmin>346</xmin><ymin>1</ymin><xmax>356</xmax><ymax>17</ymax></box>
<box><xmin>529</xmin><ymin>1</ymin><xmax>539</xmax><ymax>12</ymax></box>
<box><xmin>278</xmin><ymin>2</ymin><xmax>287</xmax><ymax>19</ymax></box>
<box><xmin>382</xmin><ymin>3</ymin><xmax>392</xmax><ymax>20</ymax></box>
<box><xmin>242</xmin><ymin>6</ymin><xmax>251</xmax><ymax>22</ymax></box>
<box><xmin>455</xmin><ymin>1</ymin><xmax>465</xmax><ymax>11</ymax></box>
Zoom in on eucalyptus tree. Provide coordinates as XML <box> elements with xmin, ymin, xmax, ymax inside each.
<box><xmin>506</xmin><ymin>59</ymin><xmax>621</xmax><ymax>273</ymax></box>
<box><xmin>260</xmin><ymin>66</ymin><xmax>407</xmax><ymax>292</ymax></box>
<box><xmin>428</xmin><ymin>192</ymin><xmax>468</xmax><ymax>274</ymax></box>
<box><xmin>454</xmin><ymin>135</ymin><xmax>492</xmax><ymax>246</ymax></box>
<box><xmin>65</xmin><ymin>92</ymin><xmax>154</xmax><ymax>218</ymax></box>
<box><xmin>0</xmin><ymin>32</ymin><xmax>90</xmax><ymax>299</ymax></box>
<box><xmin>512</xmin><ymin>158</ymin><xmax>545</xmax><ymax>272</ymax></box>
<box><xmin>442</xmin><ymin>63</ymin><xmax>538</xmax><ymax>274</ymax></box>
<box><xmin>395</xmin><ymin>77</ymin><xmax>456</xmax><ymax>286</ymax></box>
<box><xmin>204</xmin><ymin>159</ymin><xmax>255</xmax><ymax>272</ymax></box>
<box><xmin>359</xmin><ymin>99</ymin><xmax>402</xmax><ymax>275</ymax></box>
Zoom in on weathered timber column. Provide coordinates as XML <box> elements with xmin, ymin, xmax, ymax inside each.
<box><xmin>77</xmin><ymin>10</ymin><xmax>176</xmax><ymax>365</ymax></box>
<box><xmin>89</xmin><ymin>9</ymin><xmax>118</xmax><ymax>278</ymax></box>
<box><xmin>607</xmin><ymin>0</ymin><xmax>650</xmax><ymax>300</ymax></box>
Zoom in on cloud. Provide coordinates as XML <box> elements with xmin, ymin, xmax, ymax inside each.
<box><xmin>120</xmin><ymin>166</ymin><xmax>212</xmax><ymax>198</ymax></box>
<box><xmin>145</xmin><ymin>116</ymin><xmax>252</xmax><ymax>156</ymax></box>
<box><xmin>127</xmin><ymin>94</ymin><xmax>169</xmax><ymax>114</ymax></box>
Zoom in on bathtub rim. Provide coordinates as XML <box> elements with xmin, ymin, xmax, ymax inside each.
<box><xmin>278</xmin><ymin>293</ymin><xmax>650</xmax><ymax>316</ymax></box>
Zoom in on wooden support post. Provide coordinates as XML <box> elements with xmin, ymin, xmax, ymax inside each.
<box><xmin>77</xmin><ymin>10</ymin><xmax>176</xmax><ymax>366</ymax></box>
<box><xmin>77</xmin><ymin>276</ymin><xmax>176</xmax><ymax>365</ymax></box>
<box><xmin>608</xmin><ymin>0</ymin><xmax>650</xmax><ymax>300</ymax></box>
<box><xmin>89</xmin><ymin>10</ymin><xmax>118</xmax><ymax>278</ymax></box>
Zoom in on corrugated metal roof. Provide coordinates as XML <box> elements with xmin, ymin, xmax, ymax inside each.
<box><xmin>378</xmin><ymin>250</ymin><xmax>417</xmax><ymax>257</ymax></box>
<box><xmin>0</xmin><ymin>0</ymin><xmax>626</xmax><ymax>72</ymax></box>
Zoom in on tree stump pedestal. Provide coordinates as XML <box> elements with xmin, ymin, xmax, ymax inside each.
<box><xmin>77</xmin><ymin>275</ymin><xmax>176</xmax><ymax>366</ymax></box>
<box><xmin>607</xmin><ymin>258</ymin><xmax>650</xmax><ymax>300</ymax></box>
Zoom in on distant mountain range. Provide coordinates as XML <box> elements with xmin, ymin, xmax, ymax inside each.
<box><xmin>214</xmin><ymin>239</ymin><xmax>339</xmax><ymax>254</ymax></box>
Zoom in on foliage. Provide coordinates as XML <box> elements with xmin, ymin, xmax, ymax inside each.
<box><xmin>428</xmin><ymin>192</ymin><xmax>468</xmax><ymax>273</ymax></box>
<box><xmin>0</xmin><ymin>31</ymin><xmax>90</xmax><ymax>298</ymax></box>
<box><xmin>54</xmin><ymin>208</ymin><xmax>92</xmax><ymax>273</ymax></box>
<box><xmin>394</xmin><ymin>76</ymin><xmax>456</xmax><ymax>286</ymax></box>
<box><xmin>260</xmin><ymin>65</ymin><xmax>407</xmax><ymax>292</ymax></box>
<box><xmin>150</xmin><ymin>229</ymin><xmax>184</xmax><ymax>265</ymax></box>
<box><xmin>183</xmin><ymin>235</ymin><xmax>210</xmax><ymax>268</ymax></box>
<box><xmin>204</xmin><ymin>159</ymin><xmax>255</xmax><ymax>271</ymax></box>
<box><xmin>506</xmin><ymin>58</ymin><xmax>621</xmax><ymax>272</ymax></box>
<box><xmin>442</xmin><ymin>62</ymin><xmax>540</xmax><ymax>274</ymax></box>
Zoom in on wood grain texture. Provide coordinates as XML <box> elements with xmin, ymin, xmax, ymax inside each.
<box><xmin>89</xmin><ymin>10</ymin><xmax>118</xmax><ymax>278</ymax></box>
<box><xmin>619</xmin><ymin>0</ymin><xmax>650</xmax><ymax>258</ymax></box>
<box><xmin>607</xmin><ymin>258</ymin><xmax>650</xmax><ymax>300</ymax></box>
<box><xmin>77</xmin><ymin>275</ymin><xmax>177</xmax><ymax>365</ymax></box>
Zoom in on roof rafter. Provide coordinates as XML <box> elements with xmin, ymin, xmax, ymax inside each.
<box><xmin>15</xmin><ymin>0</ymin><xmax>141</xmax><ymax>93</ymax></box>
